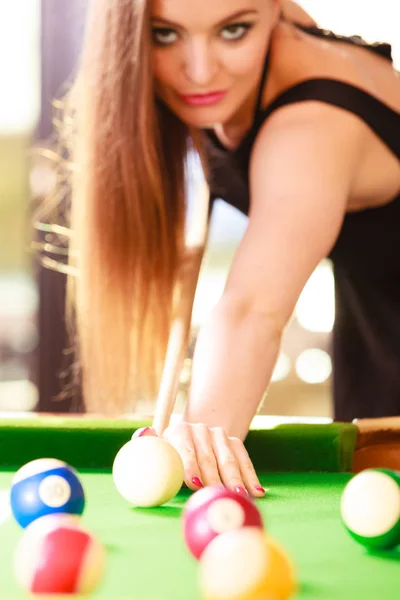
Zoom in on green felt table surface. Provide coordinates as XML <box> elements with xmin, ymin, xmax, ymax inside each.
<box><xmin>0</xmin><ymin>416</ymin><xmax>398</xmax><ymax>598</ymax></box>
<box><xmin>1</xmin><ymin>470</ymin><xmax>399</xmax><ymax>599</ymax></box>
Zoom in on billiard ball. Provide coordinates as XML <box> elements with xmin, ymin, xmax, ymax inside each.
<box><xmin>198</xmin><ymin>527</ymin><xmax>297</xmax><ymax>600</ymax></box>
<box><xmin>10</xmin><ymin>458</ymin><xmax>85</xmax><ymax>528</ymax></box>
<box><xmin>13</xmin><ymin>514</ymin><xmax>105</xmax><ymax>594</ymax></box>
<box><xmin>341</xmin><ymin>468</ymin><xmax>400</xmax><ymax>550</ymax></box>
<box><xmin>183</xmin><ymin>486</ymin><xmax>264</xmax><ymax>560</ymax></box>
<box><xmin>112</xmin><ymin>436</ymin><xmax>184</xmax><ymax>507</ymax></box>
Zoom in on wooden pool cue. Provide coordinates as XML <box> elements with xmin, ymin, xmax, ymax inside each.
<box><xmin>152</xmin><ymin>178</ymin><xmax>210</xmax><ymax>435</ymax></box>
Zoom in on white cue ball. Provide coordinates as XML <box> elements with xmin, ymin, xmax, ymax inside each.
<box><xmin>112</xmin><ymin>437</ymin><xmax>184</xmax><ymax>507</ymax></box>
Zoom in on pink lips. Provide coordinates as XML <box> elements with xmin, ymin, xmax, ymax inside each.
<box><xmin>180</xmin><ymin>90</ymin><xmax>227</xmax><ymax>106</ymax></box>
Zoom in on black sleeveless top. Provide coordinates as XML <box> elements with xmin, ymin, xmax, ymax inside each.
<box><xmin>205</xmin><ymin>23</ymin><xmax>400</xmax><ymax>421</ymax></box>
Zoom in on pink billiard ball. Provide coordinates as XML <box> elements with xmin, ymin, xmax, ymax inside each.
<box><xmin>182</xmin><ymin>486</ymin><xmax>264</xmax><ymax>560</ymax></box>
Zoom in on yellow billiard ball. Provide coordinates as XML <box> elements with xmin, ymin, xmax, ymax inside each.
<box><xmin>198</xmin><ymin>527</ymin><xmax>297</xmax><ymax>600</ymax></box>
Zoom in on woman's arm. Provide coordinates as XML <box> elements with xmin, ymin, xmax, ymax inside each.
<box><xmin>185</xmin><ymin>101</ymin><xmax>364</xmax><ymax>440</ymax></box>
<box><xmin>185</xmin><ymin>294</ymin><xmax>281</xmax><ymax>440</ymax></box>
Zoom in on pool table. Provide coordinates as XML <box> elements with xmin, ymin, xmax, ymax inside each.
<box><xmin>0</xmin><ymin>414</ymin><xmax>399</xmax><ymax>599</ymax></box>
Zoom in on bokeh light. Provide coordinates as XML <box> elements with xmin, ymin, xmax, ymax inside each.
<box><xmin>296</xmin><ymin>349</ymin><xmax>332</xmax><ymax>384</ymax></box>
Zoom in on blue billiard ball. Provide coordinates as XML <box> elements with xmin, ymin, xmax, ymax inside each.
<box><xmin>10</xmin><ymin>459</ymin><xmax>85</xmax><ymax>528</ymax></box>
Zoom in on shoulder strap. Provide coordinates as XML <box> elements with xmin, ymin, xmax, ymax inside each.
<box><xmin>255</xmin><ymin>78</ymin><xmax>400</xmax><ymax>159</ymax></box>
<box><xmin>254</xmin><ymin>51</ymin><xmax>272</xmax><ymax>117</ymax></box>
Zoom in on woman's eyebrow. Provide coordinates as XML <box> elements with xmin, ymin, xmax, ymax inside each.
<box><xmin>151</xmin><ymin>9</ymin><xmax>259</xmax><ymax>29</ymax></box>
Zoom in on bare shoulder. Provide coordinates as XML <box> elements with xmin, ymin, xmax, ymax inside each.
<box><xmin>259</xmin><ymin>27</ymin><xmax>370</xmax><ymax>153</ymax></box>
<box><xmin>269</xmin><ymin>23</ymin><xmax>367</xmax><ymax>91</ymax></box>
<box><xmin>249</xmin><ymin>43</ymin><xmax>368</xmax><ymax>207</ymax></box>
<box><xmin>280</xmin><ymin>0</ymin><xmax>318</xmax><ymax>27</ymax></box>
<box><xmin>254</xmin><ymin>27</ymin><xmax>400</xmax><ymax>211</ymax></box>
<box><xmin>268</xmin><ymin>20</ymin><xmax>400</xmax><ymax>114</ymax></box>
<box><xmin>250</xmin><ymin>96</ymin><xmax>364</xmax><ymax>188</ymax></box>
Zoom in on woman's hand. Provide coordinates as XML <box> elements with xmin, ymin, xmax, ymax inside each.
<box><xmin>134</xmin><ymin>423</ymin><xmax>265</xmax><ymax>497</ymax></box>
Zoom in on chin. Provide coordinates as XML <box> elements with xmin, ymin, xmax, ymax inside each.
<box><xmin>175</xmin><ymin>104</ymin><xmax>233</xmax><ymax>129</ymax></box>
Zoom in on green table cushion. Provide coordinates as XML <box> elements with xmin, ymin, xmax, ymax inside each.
<box><xmin>0</xmin><ymin>417</ymin><xmax>358</xmax><ymax>473</ymax></box>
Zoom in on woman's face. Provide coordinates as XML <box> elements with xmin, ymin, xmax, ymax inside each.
<box><xmin>151</xmin><ymin>0</ymin><xmax>279</xmax><ymax>128</ymax></box>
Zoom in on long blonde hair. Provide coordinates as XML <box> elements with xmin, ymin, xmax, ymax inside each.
<box><xmin>54</xmin><ymin>0</ymin><xmax>205</xmax><ymax>413</ymax></box>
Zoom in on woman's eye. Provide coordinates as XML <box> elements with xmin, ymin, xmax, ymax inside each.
<box><xmin>221</xmin><ymin>23</ymin><xmax>252</xmax><ymax>41</ymax></box>
<box><xmin>152</xmin><ymin>27</ymin><xmax>179</xmax><ymax>46</ymax></box>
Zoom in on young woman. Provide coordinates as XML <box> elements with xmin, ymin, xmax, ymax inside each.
<box><xmin>59</xmin><ymin>0</ymin><xmax>400</xmax><ymax>496</ymax></box>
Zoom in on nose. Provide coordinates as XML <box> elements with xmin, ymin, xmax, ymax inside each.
<box><xmin>184</xmin><ymin>40</ymin><xmax>218</xmax><ymax>87</ymax></box>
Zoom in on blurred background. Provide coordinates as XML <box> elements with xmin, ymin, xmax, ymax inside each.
<box><xmin>0</xmin><ymin>0</ymin><xmax>399</xmax><ymax>417</ymax></box>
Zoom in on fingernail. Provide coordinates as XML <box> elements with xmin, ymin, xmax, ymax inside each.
<box><xmin>235</xmin><ymin>487</ymin><xmax>248</xmax><ymax>496</ymax></box>
<box><xmin>255</xmin><ymin>486</ymin><xmax>266</xmax><ymax>494</ymax></box>
<box><xmin>132</xmin><ymin>427</ymin><xmax>156</xmax><ymax>439</ymax></box>
<box><xmin>192</xmin><ymin>477</ymin><xmax>204</xmax><ymax>488</ymax></box>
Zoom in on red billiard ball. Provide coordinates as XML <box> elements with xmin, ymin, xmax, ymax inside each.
<box><xmin>13</xmin><ymin>515</ymin><xmax>105</xmax><ymax>594</ymax></box>
<box><xmin>182</xmin><ymin>486</ymin><xmax>264</xmax><ymax>560</ymax></box>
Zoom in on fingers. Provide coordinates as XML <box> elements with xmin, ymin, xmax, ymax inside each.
<box><xmin>210</xmin><ymin>428</ymin><xmax>248</xmax><ymax>494</ymax></box>
<box><xmin>132</xmin><ymin>427</ymin><xmax>157</xmax><ymax>439</ymax></box>
<box><xmin>163</xmin><ymin>423</ymin><xmax>205</xmax><ymax>492</ymax></box>
<box><xmin>229</xmin><ymin>437</ymin><xmax>266</xmax><ymax>497</ymax></box>
<box><xmin>190</xmin><ymin>424</ymin><xmax>223</xmax><ymax>488</ymax></box>
<box><xmin>163</xmin><ymin>423</ymin><xmax>265</xmax><ymax>498</ymax></box>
